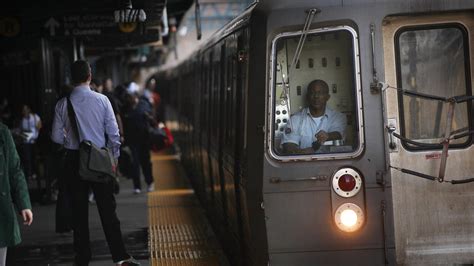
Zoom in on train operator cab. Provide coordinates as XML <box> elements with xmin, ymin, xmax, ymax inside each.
<box><xmin>270</xmin><ymin>26</ymin><xmax>364</xmax><ymax>160</ymax></box>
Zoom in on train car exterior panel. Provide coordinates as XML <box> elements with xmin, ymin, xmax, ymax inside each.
<box><xmin>261</xmin><ymin>1</ymin><xmax>473</xmax><ymax>265</ymax></box>
<box><xmin>264</xmin><ymin>188</ymin><xmax>393</xmax><ymax>252</ymax></box>
<box><xmin>158</xmin><ymin>1</ymin><xmax>474</xmax><ymax>265</ymax></box>
<box><xmin>263</xmin><ymin>4</ymin><xmax>386</xmax><ymax>263</ymax></box>
<box><xmin>269</xmin><ymin>249</ymin><xmax>395</xmax><ymax>266</ymax></box>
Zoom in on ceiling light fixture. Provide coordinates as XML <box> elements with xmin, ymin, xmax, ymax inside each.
<box><xmin>114</xmin><ymin>0</ymin><xmax>147</xmax><ymax>23</ymax></box>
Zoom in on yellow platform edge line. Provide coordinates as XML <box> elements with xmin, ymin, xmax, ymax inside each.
<box><xmin>148</xmin><ymin>153</ymin><xmax>221</xmax><ymax>266</ymax></box>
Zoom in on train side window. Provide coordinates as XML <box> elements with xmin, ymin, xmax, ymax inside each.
<box><xmin>270</xmin><ymin>26</ymin><xmax>364</xmax><ymax>160</ymax></box>
<box><xmin>395</xmin><ymin>25</ymin><xmax>472</xmax><ymax>149</ymax></box>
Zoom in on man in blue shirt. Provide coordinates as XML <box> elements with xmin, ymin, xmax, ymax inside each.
<box><xmin>281</xmin><ymin>79</ymin><xmax>346</xmax><ymax>154</ymax></box>
<box><xmin>51</xmin><ymin>60</ymin><xmax>139</xmax><ymax>266</ymax></box>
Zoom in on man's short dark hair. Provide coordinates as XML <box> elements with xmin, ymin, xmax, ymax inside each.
<box><xmin>71</xmin><ymin>60</ymin><xmax>91</xmax><ymax>84</ymax></box>
<box><xmin>307</xmin><ymin>79</ymin><xmax>329</xmax><ymax>93</ymax></box>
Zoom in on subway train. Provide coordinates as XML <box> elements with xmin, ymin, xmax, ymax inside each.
<box><xmin>156</xmin><ymin>1</ymin><xmax>474</xmax><ymax>265</ymax></box>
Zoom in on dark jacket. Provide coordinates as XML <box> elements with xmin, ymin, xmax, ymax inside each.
<box><xmin>123</xmin><ymin>106</ymin><xmax>150</xmax><ymax>146</ymax></box>
<box><xmin>0</xmin><ymin>122</ymin><xmax>31</xmax><ymax>247</ymax></box>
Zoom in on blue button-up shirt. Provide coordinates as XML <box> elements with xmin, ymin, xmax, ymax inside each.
<box><xmin>51</xmin><ymin>85</ymin><xmax>121</xmax><ymax>158</ymax></box>
<box><xmin>281</xmin><ymin>107</ymin><xmax>347</xmax><ymax>149</ymax></box>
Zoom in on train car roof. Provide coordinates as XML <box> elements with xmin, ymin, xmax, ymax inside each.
<box><xmin>257</xmin><ymin>0</ymin><xmax>474</xmax><ymax>11</ymax></box>
<box><xmin>160</xmin><ymin>0</ymin><xmax>473</xmax><ymax>76</ymax></box>
<box><xmin>157</xmin><ymin>2</ymin><xmax>257</xmax><ymax>76</ymax></box>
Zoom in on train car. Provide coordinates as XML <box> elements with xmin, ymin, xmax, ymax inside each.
<box><xmin>157</xmin><ymin>0</ymin><xmax>474</xmax><ymax>265</ymax></box>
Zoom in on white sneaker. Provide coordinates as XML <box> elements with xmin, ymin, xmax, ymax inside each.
<box><xmin>88</xmin><ymin>193</ymin><xmax>95</xmax><ymax>203</ymax></box>
<box><xmin>116</xmin><ymin>257</ymin><xmax>141</xmax><ymax>265</ymax></box>
<box><xmin>133</xmin><ymin>188</ymin><xmax>141</xmax><ymax>194</ymax></box>
<box><xmin>147</xmin><ymin>182</ymin><xmax>155</xmax><ymax>192</ymax></box>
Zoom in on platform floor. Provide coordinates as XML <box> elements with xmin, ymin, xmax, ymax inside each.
<box><xmin>148</xmin><ymin>153</ymin><xmax>225</xmax><ymax>266</ymax></box>
<box><xmin>8</xmin><ymin>150</ymin><xmax>226</xmax><ymax>265</ymax></box>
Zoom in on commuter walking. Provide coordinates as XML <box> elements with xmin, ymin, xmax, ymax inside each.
<box><xmin>122</xmin><ymin>93</ymin><xmax>155</xmax><ymax>194</ymax></box>
<box><xmin>0</xmin><ymin>122</ymin><xmax>33</xmax><ymax>266</ymax></box>
<box><xmin>16</xmin><ymin>104</ymin><xmax>42</xmax><ymax>180</ymax></box>
<box><xmin>54</xmin><ymin>84</ymin><xmax>74</xmax><ymax>234</ymax></box>
<box><xmin>51</xmin><ymin>60</ymin><xmax>139</xmax><ymax>266</ymax></box>
<box><xmin>101</xmin><ymin>78</ymin><xmax>125</xmax><ymax>145</ymax></box>
<box><xmin>0</xmin><ymin>98</ymin><xmax>12</xmax><ymax>128</ymax></box>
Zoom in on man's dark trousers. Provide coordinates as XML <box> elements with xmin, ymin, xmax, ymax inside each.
<box><xmin>64</xmin><ymin>150</ymin><xmax>129</xmax><ymax>265</ymax></box>
<box><xmin>130</xmin><ymin>141</ymin><xmax>153</xmax><ymax>190</ymax></box>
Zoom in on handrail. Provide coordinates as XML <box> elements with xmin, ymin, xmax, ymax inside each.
<box><xmin>391</xmin><ymin>132</ymin><xmax>442</xmax><ymax>148</ymax></box>
<box><xmin>451</xmin><ymin>130</ymin><xmax>474</xmax><ymax>140</ymax></box>
<box><xmin>390</xmin><ymin>166</ymin><xmax>474</xmax><ymax>185</ymax></box>
<box><xmin>384</xmin><ymin>84</ymin><xmax>474</xmax><ymax>103</ymax></box>
<box><xmin>383</xmin><ymin>82</ymin><xmax>474</xmax><ymax>184</ymax></box>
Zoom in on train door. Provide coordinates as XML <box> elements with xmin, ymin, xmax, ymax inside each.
<box><xmin>210</xmin><ymin>45</ymin><xmax>226</xmax><ymax>226</ymax></box>
<box><xmin>217</xmin><ymin>42</ymin><xmax>230</xmax><ymax>228</ymax></box>
<box><xmin>382</xmin><ymin>12</ymin><xmax>474</xmax><ymax>264</ymax></box>
<box><xmin>194</xmin><ymin>55</ymin><xmax>206</xmax><ymax>202</ymax></box>
<box><xmin>202</xmin><ymin>51</ymin><xmax>215</xmax><ymax>206</ymax></box>
<box><xmin>221</xmin><ymin>32</ymin><xmax>241</xmax><ymax>254</ymax></box>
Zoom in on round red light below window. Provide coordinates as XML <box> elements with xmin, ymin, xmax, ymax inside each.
<box><xmin>338</xmin><ymin>174</ymin><xmax>356</xmax><ymax>192</ymax></box>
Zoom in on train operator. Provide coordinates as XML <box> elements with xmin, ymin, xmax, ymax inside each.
<box><xmin>281</xmin><ymin>79</ymin><xmax>346</xmax><ymax>154</ymax></box>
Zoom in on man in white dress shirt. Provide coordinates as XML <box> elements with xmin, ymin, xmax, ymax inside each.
<box><xmin>281</xmin><ymin>79</ymin><xmax>346</xmax><ymax>154</ymax></box>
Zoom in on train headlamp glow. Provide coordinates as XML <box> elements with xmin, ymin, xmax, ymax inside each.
<box><xmin>340</xmin><ymin>209</ymin><xmax>357</xmax><ymax>227</ymax></box>
<box><xmin>335</xmin><ymin>203</ymin><xmax>364</xmax><ymax>232</ymax></box>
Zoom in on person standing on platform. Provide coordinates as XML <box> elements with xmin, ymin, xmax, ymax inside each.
<box><xmin>0</xmin><ymin>122</ymin><xmax>33</xmax><ymax>266</ymax></box>
<box><xmin>101</xmin><ymin>78</ymin><xmax>125</xmax><ymax>145</ymax></box>
<box><xmin>51</xmin><ymin>60</ymin><xmax>139</xmax><ymax>266</ymax></box>
<box><xmin>0</xmin><ymin>98</ymin><xmax>13</xmax><ymax>128</ymax></box>
<box><xmin>17</xmin><ymin>104</ymin><xmax>42</xmax><ymax>180</ymax></box>
<box><xmin>122</xmin><ymin>93</ymin><xmax>155</xmax><ymax>194</ymax></box>
<box><xmin>55</xmin><ymin>84</ymin><xmax>74</xmax><ymax>233</ymax></box>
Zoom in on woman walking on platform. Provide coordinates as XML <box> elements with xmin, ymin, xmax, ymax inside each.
<box><xmin>0</xmin><ymin>121</ymin><xmax>33</xmax><ymax>266</ymax></box>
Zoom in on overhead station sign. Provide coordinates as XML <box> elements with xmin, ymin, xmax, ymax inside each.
<box><xmin>43</xmin><ymin>14</ymin><xmax>139</xmax><ymax>37</ymax></box>
<box><xmin>0</xmin><ymin>12</ymin><xmax>160</xmax><ymax>48</ymax></box>
<box><xmin>39</xmin><ymin>13</ymin><xmax>160</xmax><ymax>46</ymax></box>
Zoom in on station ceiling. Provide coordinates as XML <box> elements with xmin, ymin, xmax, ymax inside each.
<box><xmin>1</xmin><ymin>0</ymin><xmax>194</xmax><ymax>48</ymax></box>
<box><xmin>4</xmin><ymin>0</ymin><xmax>193</xmax><ymax>24</ymax></box>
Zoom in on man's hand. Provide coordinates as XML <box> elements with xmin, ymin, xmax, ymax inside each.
<box><xmin>21</xmin><ymin>209</ymin><xmax>33</xmax><ymax>226</ymax></box>
<box><xmin>282</xmin><ymin>143</ymin><xmax>315</xmax><ymax>155</ymax></box>
<box><xmin>112</xmin><ymin>158</ymin><xmax>119</xmax><ymax>174</ymax></box>
<box><xmin>315</xmin><ymin>130</ymin><xmax>329</xmax><ymax>143</ymax></box>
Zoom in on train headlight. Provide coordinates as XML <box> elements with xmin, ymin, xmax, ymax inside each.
<box><xmin>340</xmin><ymin>209</ymin><xmax>357</xmax><ymax>226</ymax></box>
<box><xmin>335</xmin><ymin>203</ymin><xmax>364</xmax><ymax>232</ymax></box>
<box><xmin>332</xmin><ymin>168</ymin><xmax>362</xmax><ymax>197</ymax></box>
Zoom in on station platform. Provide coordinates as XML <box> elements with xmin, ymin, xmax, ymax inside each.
<box><xmin>8</xmin><ymin>150</ymin><xmax>227</xmax><ymax>266</ymax></box>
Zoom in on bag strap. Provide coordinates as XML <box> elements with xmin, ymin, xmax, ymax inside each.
<box><xmin>66</xmin><ymin>94</ymin><xmax>110</xmax><ymax>147</ymax></box>
<box><xmin>66</xmin><ymin>95</ymin><xmax>81</xmax><ymax>142</ymax></box>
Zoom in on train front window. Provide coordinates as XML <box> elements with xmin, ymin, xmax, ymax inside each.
<box><xmin>270</xmin><ymin>26</ymin><xmax>364</xmax><ymax>160</ymax></box>
<box><xmin>395</xmin><ymin>25</ymin><xmax>472</xmax><ymax>149</ymax></box>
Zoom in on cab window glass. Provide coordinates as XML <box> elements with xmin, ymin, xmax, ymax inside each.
<box><xmin>272</xmin><ymin>29</ymin><xmax>360</xmax><ymax>156</ymax></box>
<box><xmin>396</xmin><ymin>26</ymin><xmax>471</xmax><ymax>148</ymax></box>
